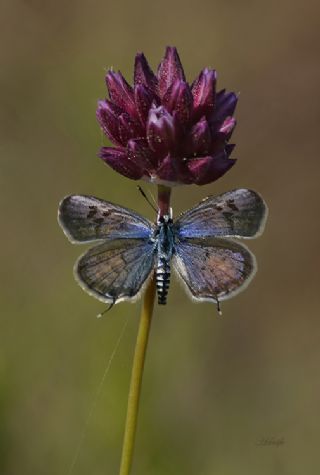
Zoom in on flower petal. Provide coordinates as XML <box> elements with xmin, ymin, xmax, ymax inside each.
<box><xmin>96</xmin><ymin>100</ymin><xmax>123</xmax><ymax>145</ymax></box>
<box><xmin>118</xmin><ymin>113</ymin><xmax>143</xmax><ymax>144</ymax></box>
<box><xmin>191</xmin><ymin>68</ymin><xmax>217</xmax><ymax>120</ymax></box>
<box><xmin>210</xmin><ymin>117</ymin><xmax>237</xmax><ymax>154</ymax></box>
<box><xmin>225</xmin><ymin>143</ymin><xmax>235</xmax><ymax>156</ymax></box>
<box><xmin>154</xmin><ymin>155</ymin><xmax>179</xmax><ymax>183</ymax></box>
<box><xmin>219</xmin><ymin>116</ymin><xmax>236</xmax><ymax>136</ymax></box>
<box><xmin>106</xmin><ymin>71</ymin><xmax>136</xmax><ymax>118</ymax></box>
<box><xmin>163</xmin><ymin>80</ymin><xmax>192</xmax><ymax>126</ymax></box>
<box><xmin>99</xmin><ymin>147</ymin><xmax>144</xmax><ymax>180</ymax></box>
<box><xmin>134</xmin><ymin>53</ymin><xmax>158</xmax><ymax>94</ymax></box>
<box><xmin>127</xmin><ymin>138</ymin><xmax>157</xmax><ymax>170</ymax></box>
<box><xmin>213</xmin><ymin>90</ymin><xmax>238</xmax><ymax>122</ymax></box>
<box><xmin>134</xmin><ymin>84</ymin><xmax>155</xmax><ymax>126</ymax></box>
<box><xmin>186</xmin><ymin>153</ymin><xmax>236</xmax><ymax>185</ymax></box>
<box><xmin>146</xmin><ymin>105</ymin><xmax>177</xmax><ymax>156</ymax></box>
<box><xmin>184</xmin><ymin>117</ymin><xmax>211</xmax><ymax>156</ymax></box>
<box><xmin>157</xmin><ymin>46</ymin><xmax>185</xmax><ymax>97</ymax></box>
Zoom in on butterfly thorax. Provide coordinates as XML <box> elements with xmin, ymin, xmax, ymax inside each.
<box><xmin>155</xmin><ymin>215</ymin><xmax>175</xmax><ymax>305</ymax></box>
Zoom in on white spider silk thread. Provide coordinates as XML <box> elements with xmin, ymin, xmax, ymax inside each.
<box><xmin>66</xmin><ymin>315</ymin><xmax>130</xmax><ymax>475</ymax></box>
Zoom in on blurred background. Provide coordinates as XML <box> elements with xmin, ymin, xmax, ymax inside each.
<box><xmin>1</xmin><ymin>0</ymin><xmax>319</xmax><ymax>473</ymax></box>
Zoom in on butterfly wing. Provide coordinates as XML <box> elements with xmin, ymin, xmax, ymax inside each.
<box><xmin>75</xmin><ymin>239</ymin><xmax>156</xmax><ymax>303</ymax></box>
<box><xmin>173</xmin><ymin>237</ymin><xmax>256</xmax><ymax>303</ymax></box>
<box><xmin>173</xmin><ymin>189</ymin><xmax>266</xmax><ymax>303</ymax></box>
<box><xmin>58</xmin><ymin>195</ymin><xmax>156</xmax><ymax>303</ymax></box>
<box><xmin>58</xmin><ymin>195</ymin><xmax>154</xmax><ymax>243</ymax></box>
<box><xmin>174</xmin><ymin>189</ymin><xmax>267</xmax><ymax>239</ymax></box>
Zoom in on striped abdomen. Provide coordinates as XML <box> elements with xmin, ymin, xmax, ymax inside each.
<box><xmin>156</xmin><ymin>256</ymin><xmax>170</xmax><ymax>305</ymax></box>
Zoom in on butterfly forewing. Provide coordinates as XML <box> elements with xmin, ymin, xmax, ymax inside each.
<box><xmin>173</xmin><ymin>237</ymin><xmax>256</xmax><ymax>302</ymax></box>
<box><xmin>174</xmin><ymin>189</ymin><xmax>267</xmax><ymax>239</ymax></box>
<box><xmin>58</xmin><ymin>195</ymin><xmax>154</xmax><ymax>243</ymax></box>
<box><xmin>75</xmin><ymin>239</ymin><xmax>156</xmax><ymax>303</ymax></box>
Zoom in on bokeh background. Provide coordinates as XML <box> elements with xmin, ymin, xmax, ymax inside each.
<box><xmin>1</xmin><ymin>0</ymin><xmax>320</xmax><ymax>473</ymax></box>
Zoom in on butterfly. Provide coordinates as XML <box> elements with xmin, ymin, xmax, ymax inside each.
<box><xmin>58</xmin><ymin>188</ymin><xmax>267</xmax><ymax>311</ymax></box>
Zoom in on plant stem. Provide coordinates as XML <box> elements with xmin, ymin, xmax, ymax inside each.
<box><xmin>118</xmin><ymin>184</ymin><xmax>171</xmax><ymax>475</ymax></box>
<box><xmin>118</xmin><ymin>275</ymin><xmax>156</xmax><ymax>475</ymax></box>
<box><xmin>158</xmin><ymin>185</ymin><xmax>172</xmax><ymax>217</ymax></box>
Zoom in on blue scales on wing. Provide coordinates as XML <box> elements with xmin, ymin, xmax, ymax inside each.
<box><xmin>173</xmin><ymin>189</ymin><xmax>267</xmax><ymax>239</ymax></box>
<box><xmin>58</xmin><ymin>195</ymin><xmax>154</xmax><ymax>243</ymax></box>
<box><xmin>58</xmin><ymin>195</ymin><xmax>156</xmax><ymax>303</ymax></box>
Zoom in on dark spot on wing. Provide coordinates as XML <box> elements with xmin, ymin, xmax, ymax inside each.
<box><xmin>117</xmin><ymin>221</ymin><xmax>129</xmax><ymax>230</ymax></box>
<box><xmin>222</xmin><ymin>211</ymin><xmax>235</xmax><ymax>231</ymax></box>
<box><xmin>103</xmin><ymin>210</ymin><xmax>112</xmax><ymax>217</ymax></box>
<box><xmin>94</xmin><ymin>217</ymin><xmax>104</xmax><ymax>225</ymax></box>
<box><xmin>227</xmin><ymin>199</ymin><xmax>239</xmax><ymax>211</ymax></box>
<box><xmin>89</xmin><ymin>205</ymin><xmax>96</xmax><ymax>209</ymax></box>
<box><xmin>205</xmin><ymin>251</ymin><xmax>210</xmax><ymax>258</ymax></box>
<box><xmin>215</xmin><ymin>205</ymin><xmax>223</xmax><ymax>211</ymax></box>
<box><xmin>87</xmin><ymin>209</ymin><xmax>97</xmax><ymax>218</ymax></box>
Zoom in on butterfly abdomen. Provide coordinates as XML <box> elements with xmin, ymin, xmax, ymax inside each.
<box><xmin>156</xmin><ymin>257</ymin><xmax>170</xmax><ymax>305</ymax></box>
<box><xmin>155</xmin><ymin>217</ymin><xmax>175</xmax><ymax>305</ymax></box>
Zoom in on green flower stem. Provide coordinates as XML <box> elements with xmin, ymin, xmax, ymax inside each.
<box><xmin>118</xmin><ymin>275</ymin><xmax>156</xmax><ymax>475</ymax></box>
<box><xmin>118</xmin><ymin>184</ymin><xmax>171</xmax><ymax>475</ymax></box>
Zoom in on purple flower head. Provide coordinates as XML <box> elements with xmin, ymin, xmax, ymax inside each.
<box><xmin>97</xmin><ymin>47</ymin><xmax>238</xmax><ymax>186</ymax></box>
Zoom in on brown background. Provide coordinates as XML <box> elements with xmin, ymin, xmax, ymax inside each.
<box><xmin>1</xmin><ymin>0</ymin><xmax>319</xmax><ymax>474</ymax></box>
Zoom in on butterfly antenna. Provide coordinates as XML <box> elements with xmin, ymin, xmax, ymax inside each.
<box><xmin>97</xmin><ymin>298</ymin><xmax>116</xmax><ymax>318</ymax></box>
<box><xmin>137</xmin><ymin>186</ymin><xmax>157</xmax><ymax>212</ymax></box>
<box><xmin>148</xmin><ymin>189</ymin><xmax>157</xmax><ymax>208</ymax></box>
<box><xmin>216</xmin><ymin>297</ymin><xmax>222</xmax><ymax>316</ymax></box>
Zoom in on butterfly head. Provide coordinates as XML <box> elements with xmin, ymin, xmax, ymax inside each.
<box><xmin>157</xmin><ymin>207</ymin><xmax>173</xmax><ymax>225</ymax></box>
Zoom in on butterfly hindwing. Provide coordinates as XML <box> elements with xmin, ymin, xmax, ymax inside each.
<box><xmin>173</xmin><ymin>237</ymin><xmax>256</xmax><ymax>302</ymax></box>
<box><xmin>174</xmin><ymin>189</ymin><xmax>267</xmax><ymax>239</ymax></box>
<box><xmin>75</xmin><ymin>239</ymin><xmax>156</xmax><ymax>303</ymax></box>
<box><xmin>58</xmin><ymin>195</ymin><xmax>154</xmax><ymax>243</ymax></box>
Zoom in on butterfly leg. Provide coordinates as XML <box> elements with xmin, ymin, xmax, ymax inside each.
<box><xmin>216</xmin><ymin>297</ymin><xmax>222</xmax><ymax>316</ymax></box>
<box><xmin>97</xmin><ymin>297</ymin><xmax>116</xmax><ymax>318</ymax></box>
